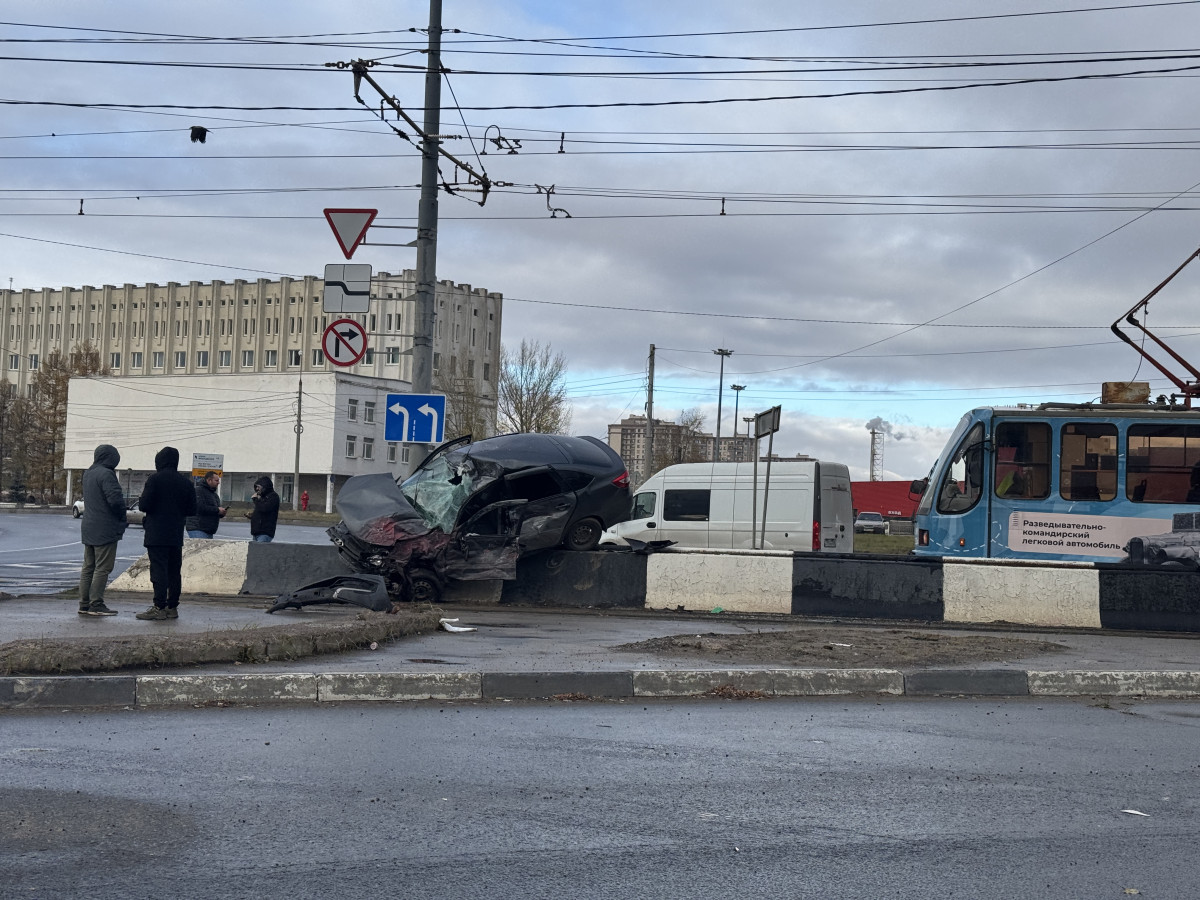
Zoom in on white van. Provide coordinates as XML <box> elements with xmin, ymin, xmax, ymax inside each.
<box><xmin>600</xmin><ymin>460</ymin><xmax>854</xmax><ymax>552</ymax></box>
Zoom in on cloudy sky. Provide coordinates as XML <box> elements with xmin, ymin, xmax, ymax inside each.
<box><xmin>5</xmin><ymin>1</ymin><xmax>1200</xmax><ymax>479</ymax></box>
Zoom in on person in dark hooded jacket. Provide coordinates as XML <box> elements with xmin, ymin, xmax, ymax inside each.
<box><xmin>245</xmin><ymin>475</ymin><xmax>280</xmax><ymax>542</ymax></box>
<box><xmin>78</xmin><ymin>443</ymin><xmax>128</xmax><ymax>616</ymax></box>
<box><xmin>135</xmin><ymin>446</ymin><xmax>197</xmax><ymax>620</ymax></box>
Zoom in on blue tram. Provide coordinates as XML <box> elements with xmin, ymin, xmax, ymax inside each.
<box><xmin>912</xmin><ymin>401</ymin><xmax>1200</xmax><ymax>564</ymax></box>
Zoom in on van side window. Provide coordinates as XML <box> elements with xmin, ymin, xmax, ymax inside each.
<box><xmin>664</xmin><ymin>489</ymin><xmax>710</xmax><ymax>521</ymax></box>
<box><xmin>632</xmin><ymin>491</ymin><xmax>656</xmax><ymax>519</ymax></box>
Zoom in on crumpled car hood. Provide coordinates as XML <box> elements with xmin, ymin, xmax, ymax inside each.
<box><xmin>335</xmin><ymin>473</ymin><xmax>431</xmax><ymax>545</ymax></box>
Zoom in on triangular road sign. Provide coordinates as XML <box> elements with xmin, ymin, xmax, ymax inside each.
<box><xmin>324</xmin><ymin>208</ymin><xmax>378</xmax><ymax>259</ymax></box>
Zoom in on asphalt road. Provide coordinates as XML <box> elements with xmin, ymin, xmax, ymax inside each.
<box><xmin>0</xmin><ymin>511</ymin><xmax>334</xmax><ymax>595</ymax></box>
<box><xmin>4</xmin><ymin>697</ymin><xmax>1198</xmax><ymax>899</ymax></box>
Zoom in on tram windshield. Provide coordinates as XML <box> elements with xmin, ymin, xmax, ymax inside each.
<box><xmin>935</xmin><ymin>421</ymin><xmax>985</xmax><ymax>514</ymax></box>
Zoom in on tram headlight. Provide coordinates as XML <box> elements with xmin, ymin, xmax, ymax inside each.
<box><xmin>918</xmin><ymin>530</ymin><xmax>929</xmax><ymax>546</ymax></box>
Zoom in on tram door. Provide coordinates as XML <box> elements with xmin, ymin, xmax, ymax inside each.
<box><xmin>930</xmin><ymin>421</ymin><xmax>989</xmax><ymax>555</ymax></box>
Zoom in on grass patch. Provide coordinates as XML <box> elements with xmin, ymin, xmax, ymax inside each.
<box><xmin>853</xmin><ymin>532</ymin><xmax>915</xmax><ymax>555</ymax></box>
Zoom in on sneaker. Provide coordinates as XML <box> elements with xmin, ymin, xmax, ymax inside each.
<box><xmin>165</xmin><ymin>607</ymin><xmax>179</xmax><ymax>619</ymax></box>
<box><xmin>135</xmin><ymin>606</ymin><xmax>169</xmax><ymax>621</ymax></box>
<box><xmin>77</xmin><ymin>607</ymin><xmax>91</xmax><ymax>616</ymax></box>
<box><xmin>86</xmin><ymin>603</ymin><xmax>118</xmax><ymax>617</ymax></box>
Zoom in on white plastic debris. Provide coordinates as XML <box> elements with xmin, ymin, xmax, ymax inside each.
<box><xmin>439</xmin><ymin>617</ymin><xmax>477</xmax><ymax>633</ymax></box>
<box><xmin>1121</xmin><ymin>809</ymin><xmax>1150</xmax><ymax>817</ymax></box>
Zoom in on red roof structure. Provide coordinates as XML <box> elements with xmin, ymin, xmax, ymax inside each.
<box><xmin>851</xmin><ymin>481</ymin><xmax>920</xmax><ymax>519</ymax></box>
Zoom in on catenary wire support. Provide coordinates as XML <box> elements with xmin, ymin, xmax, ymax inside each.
<box><xmin>536</xmin><ymin>184</ymin><xmax>571</xmax><ymax>218</ymax></box>
<box><xmin>344</xmin><ymin>58</ymin><xmax>494</xmax><ymax>207</ymax></box>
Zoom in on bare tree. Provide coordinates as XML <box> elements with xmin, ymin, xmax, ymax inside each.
<box><xmin>497</xmin><ymin>339</ymin><xmax>571</xmax><ymax>434</ymax></box>
<box><xmin>649</xmin><ymin>408</ymin><xmax>711</xmax><ymax>473</ymax></box>
<box><xmin>434</xmin><ymin>372</ymin><xmax>497</xmax><ymax>442</ymax></box>
<box><xmin>15</xmin><ymin>343</ymin><xmax>110</xmax><ymax>502</ymax></box>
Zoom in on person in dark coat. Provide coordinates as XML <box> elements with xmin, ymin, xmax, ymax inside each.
<box><xmin>245</xmin><ymin>475</ymin><xmax>280</xmax><ymax>542</ymax></box>
<box><xmin>185</xmin><ymin>470</ymin><xmax>227</xmax><ymax>538</ymax></box>
<box><xmin>136</xmin><ymin>446</ymin><xmax>197</xmax><ymax>620</ymax></box>
<box><xmin>78</xmin><ymin>443</ymin><xmax>128</xmax><ymax>616</ymax></box>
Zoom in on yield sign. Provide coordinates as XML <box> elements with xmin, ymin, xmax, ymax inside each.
<box><xmin>323</xmin><ymin>208</ymin><xmax>377</xmax><ymax>259</ymax></box>
<box><xmin>322</xmin><ymin>318</ymin><xmax>369</xmax><ymax>367</ymax></box>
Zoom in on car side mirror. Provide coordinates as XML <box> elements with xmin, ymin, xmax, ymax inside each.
<box><xmin>909</xmin><ymin>478</ymin><xmax>928</xmax><ymax>497</ymax></box>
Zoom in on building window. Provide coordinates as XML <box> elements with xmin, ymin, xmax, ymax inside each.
<box><xmin>8</xmin><ymin>354</ymin><xmax>18</xmax><ymax>370</ymax></box>
<box><xmin>29</xmin><ymin>354</ymin><xmax>38</xmax><ymax>370</ymax></box>
<box><xmin>347</xmin><ymin>399</ymin><xmax>358</xmax><ymax>421</ymax></box>
<box><xmin>483</xmin><ymin>362</ymin><xmax>491</xmax><ymax>382</ymax></box>
<box><xmin>362</xmin><ymin>437</ymin><xmax>374</xmax><ymax>460</ymax></box>
<box><xmin>152</xmin><ymin>352</ymin><xmax>164</xmax><ymax>369</ymax></box>
<box><xmin>386</xmin><ymin>346</ymin><xmax>400</xmax><ymax>364</ymax></box>
<box><xmin>363</xmin><ymin>348</ymin><xmax>374</xmax><ymax>365</ymax></box>
<box><xmin>467</xmin><ymin>359</ymin><xmax>475</xmax><ymax>378</ymax></box>
<box><xmin>345</xmin><ymin>435</ymin><xmax>357</xmax><ymax>458</ymax></box>
<box><xmin>433</xmin><ymin>352</ymin><xmax>441</xmax><ymax>374</ymax></box>
<box><xmin>387</xmin><ymin>442</ymin><xmax>398</xmax><ymax>463</ymax></box>
<box><xmin>403</xmin><ymin>447</ymin><xmax>410</xmax><ymax>463</ymax></box>
<box><xmin>312</xmin><ymin>349</ymin><xmax>325</xmax><ymax>366</ymax></box>
<box><xmin>265</xmin><ymin>349</ymin><xmax>278</xmax><ymax>367</ymax></box>
<box><xmin>364</xmin><ymin>401</ymin><xmax>375</xmax><ymax>424</ymax></box>
<box><xmin>110</xmin><ymin>353</ymin><xmax>121</xmax><ymax>368</ymax></box>
<box><xmin>131</xmin><ymin>352</ymin><xmax>143</xmax><ymax>368</ymax></box>
<box><xmin>219</xmin><ymin>350</ymin><xmax>231</xmax><ymax>367</ymax></box>
<box><xmin>174</xmin><ymin>351</ymin><xmax>186</xmax><ymax>368</ymax></box>
<box><xmin>196</xmin><ymin>350</ymin><xmax>209</xmax><ymax>367</ymax></box>
<box><xmin>242</xmin><ymin>350</ymin><xmax>254</xmax><ymax>367</ymax></box>
<box><xmin>288</xmin><ymin>349</ymin><xmax>301</xmax><ymax>367</ymax></box>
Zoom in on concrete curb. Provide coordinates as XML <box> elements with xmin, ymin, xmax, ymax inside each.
<box><xmin>6</xmin><ymin>668</ymin><xmax>1200</xmax><ymax>709</ymax></box>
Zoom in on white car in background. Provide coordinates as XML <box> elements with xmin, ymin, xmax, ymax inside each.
<box><xmin>72</xmin><ymin>498</ymin><xmax>145</xmax><ymax>526</ymax></box>
<box><xmin>853</xmin><ymin>511</ymin><xmax>889</xmax><ymax>534</ymax></box>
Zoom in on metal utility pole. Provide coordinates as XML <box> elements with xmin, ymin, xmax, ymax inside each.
<box><xmin>292</xmin><ymin>376</ymin><xmax>303</xmax><ymax>510</ymax></box>
<box><xmin>713</xmin><ymin>348</ymin><xmax>733</xmax><ymax>461</ymax></box>
<box><xmin>410</xmin><ymin>0</ymin><xmax>443</xmax><ymax>472</ymax></box>
<box><xmin>645</xmin><ymin>344</ymin><xmax>656</xmax><ymax>483</ymax></box>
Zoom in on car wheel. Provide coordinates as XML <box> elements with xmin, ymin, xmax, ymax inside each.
<box><xmin>409</xmin><ymin>568</ymin><xmax>444</xmax><ymax>604</ymax></box>
<box><xmin>72</xmin><ymin>506</ymin><xmax>81</xmax><ymax>519</ymax></box>
<box><xmin>563</xmin><ymin>517</ymin><xmax>602</xmax><ymax>552</ymax></box>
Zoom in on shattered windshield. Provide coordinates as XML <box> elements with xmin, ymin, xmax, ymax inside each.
<box><xmin>401</xmin><ymin>455</ymin><xmax>479</xmax><ymax>531</ymax></box>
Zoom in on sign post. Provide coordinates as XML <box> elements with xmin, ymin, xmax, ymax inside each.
<box><xmin>321</xmin><ymin>318</ymin><xmax>368</xmax><ymax>367</ymax></box>
<box><xmin>752</xmin><ymin>406</ymin><xmax>782</xmax><ymax>550</ymax></box>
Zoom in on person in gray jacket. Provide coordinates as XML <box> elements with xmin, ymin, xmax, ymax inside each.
<box><xmin>78</xmin><ymin>443</ymin><xmax>128</xmax><ymax>616</ymax></box>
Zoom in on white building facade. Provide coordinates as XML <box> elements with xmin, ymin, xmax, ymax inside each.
<box><xmin>2</xmin><ymin>269</ymin><xmax>502</xmax><ymax>400</ymax></box>
<box><xmin>65</xmin><ymin>372</ymin><xmax>422</xmax><ymax>512</ymax></box>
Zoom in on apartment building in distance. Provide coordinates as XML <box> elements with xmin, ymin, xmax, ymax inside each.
<box><xmin>1</xmin><ymin>269</ymin><xmax>502</xmax><ymax>400</ymax></box>
<box><xmin>607</xmin><ymin>415</ymin><xmax>757</xmax><ymax>487</ymax></box>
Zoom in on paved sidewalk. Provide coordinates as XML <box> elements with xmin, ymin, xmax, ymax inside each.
<box><xmin>3</xmin><ymin>592</ymin><xmax>1200</xmax><ymax>709</ymax></box>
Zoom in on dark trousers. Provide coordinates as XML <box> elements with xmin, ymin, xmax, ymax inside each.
<box><xmin>147</xmin><ymin>545</ymin><xmax>183</xmax><ymax>609</ymax></box>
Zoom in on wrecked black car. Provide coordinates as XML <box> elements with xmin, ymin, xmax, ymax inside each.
<box><xmin>327</xmin><ymin>433</ymin><xmax>631</xmax><ymax>602</ymax></box>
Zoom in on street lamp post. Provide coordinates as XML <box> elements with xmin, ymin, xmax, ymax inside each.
<box><xmin>713</xmin><ymin>348</ymin><xmax>733</xmax><ymax>461</ymax></box>
<box><xmin>730</xmin><ymin>384</ymin><xmax>745</xmax><ymax>436</ymax></box>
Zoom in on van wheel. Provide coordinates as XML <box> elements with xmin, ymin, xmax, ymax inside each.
<box><xmin>409</xmin><ymin>568</ymin><xmax>444</xmax><ymax>604</ymax></box>
<box><xmin>564</xmin><ymin>518</ymin><xmax>602</xmax><ymax>551</ymax></box>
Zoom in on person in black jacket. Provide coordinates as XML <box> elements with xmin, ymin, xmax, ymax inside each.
<box><xmin>136</xmin><ymin>446</ymin><xmax>197</xmax><ymax>621</ymax></box>
<box><xmin>245</xmin><ymin>475</ymin><xmax>280</xmax><ymax>542</ymax></box>
<box><xmin>78</xmin><ymin>444</ymin><xmax>128</xmax><ymax>616</ymax></box>
<box><xmin>185</xmin><ymin>470</ymin><xmax>227</xmax><ymax>538</ymax></box>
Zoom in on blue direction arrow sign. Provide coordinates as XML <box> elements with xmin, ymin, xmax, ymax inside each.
<box><xmin>385</xmin><ymin>393</ymin><xmax>446</xmax><ymax>444</ymax></box>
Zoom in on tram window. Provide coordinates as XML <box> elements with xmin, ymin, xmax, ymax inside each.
<box><xmin>1060</xmin><ymin>422</ymin><xmax>1117</xmax><ymax>501</ymax></box>
<box><xmin>936</xmin><ymin>422</ymin><xmax>984</xmax><ymax>514</ymax></box>
<box><xmin>1127</xmin><ymin>424</ymin><xmax>1200</xmax><ymax>503</ymax></box>
<box><xmin>994</xmin><ymin>422</ymin><xmax>1050</xmax><ymax>499</ymax></box>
